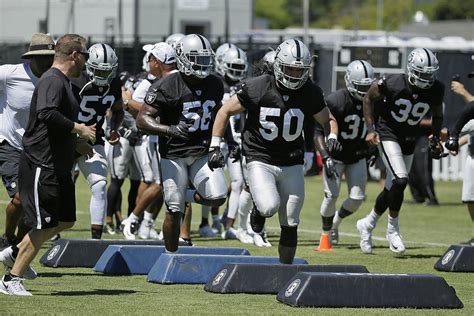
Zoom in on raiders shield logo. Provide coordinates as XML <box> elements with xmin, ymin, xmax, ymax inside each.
<box><xmin>283</xmin><ymin>95</ymin><xmax>289</xmax><ymax>101</ymax></box>
<box><xmin>145</xmin><ymin>92</ymin><xmax>157</xmax><ymax>105</ymax></box>
<box><xmin>196</xmin><ymin>90</ymin><xmax>202</xmax><ymax>96</ymax></box>
<box><xmin>356</xmin><ymin>105</ymin><xmax>362</xmax><ymax>110</ymax></box>
<box><xmin>413</xmin><ymin>94</ymin><xmax>418</xmax><ymax>99</ymax></box>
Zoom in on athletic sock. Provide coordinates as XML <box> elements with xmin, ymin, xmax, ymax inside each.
<box><xmin>129</xmin><ymin>213</ymin><xmax>139</xmax><ymax>222</ymax></box>
<box><xmin>144</xmin><ymin>211</ymin><xmax>153</xmax><ymax>221</ymax></box>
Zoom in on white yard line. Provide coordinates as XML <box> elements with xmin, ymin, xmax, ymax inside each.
<box><xmin>268</xmin><ymin>226</ymin><xmax>451</xmax><ymax>247</ymax></box>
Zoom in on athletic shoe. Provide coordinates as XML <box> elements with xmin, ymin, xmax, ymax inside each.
<box><xmin>0</xmin><ymin>247</ymin><xmax>37</xmax><ymax>280</ymax></box>
<box><xmin>235</xmin><ymin>228</ymin><xmax>254</xmax><ymax>244</ymax></box>
<box><xmin>0</xmin><ymin>275</ymin><xmax>32</xmax><ymax>296</ymax></box>
<box><xmin>0</xmin><ymin>235</ymin><xmax>13</xmax><ymax>250</ymax></box>
<box><xmin>386</xmin><ymin>226</ymin><xmax>406</xmax><ymax>254</ymax></box>
<box><xmin>330</xmin><ymin>228</ymin><xmax>339</xmax><ymax>245</ymax></box>
<box><xmin>250</xmin><ymin>208</ymin><xmax>265</xmax><ymax>234</ymax></box>
<box><xmin>149</xmin><ymin>227</ymin><xmax>160</xmax><ymax>240</ymax></box>
<box><xmin>221</xmin><ymin>227</ymin><xmax>237</xmax><ymax>240</ymax></box>
<box><xmin>199</xmin><ymin>225</ymin><xmax>216</xmax><ymax>237</ymax></box>
<box><xmin>212</xmin><ymin>220</ymin><xmax>222</xmax><ymax>235</ymax></box>
<box><xmin>138</xmin><ymin>219</ymin><xmax>153</xmax><ymax>239</ymax></box>
<box><xmin>104</xmin><ymin>223</ymin><xmax>116</xmax><ymax>235</ymax></box>
<box><xmin>253</xmin><ymin>232</ymin><xmax>272</xmax><ymax>247</ymax></box>
<box><xmin>50</xmin><ymin>234</ymin><xmax>60</xmax><ymax>242</ymax></box>
<box><xmin>120</xmin><ymin>218</ymin><xmax>138</xmax><ymax>240</ymax></box>
<box><xmin>356</xmin><ymin>218</ymin><xmax>374</xmax><ymax>254</ymax></box>
<box><xmin>179</xmin><ymin>237</ymin><xmax>194</xmax><ymax>246</ymax></box>
<box><xmin>157</xmin><ymin>230</ymin><xmax>164</xmax><ymax>241</ymax></box>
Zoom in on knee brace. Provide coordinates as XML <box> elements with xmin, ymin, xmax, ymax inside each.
<box><xmin>279</xmin><ymin>226</ymin><xmax>298</xmax><ymax>247</ymax></box>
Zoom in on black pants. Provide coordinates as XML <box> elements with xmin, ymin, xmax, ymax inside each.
<box><xmin>408</xmin><ymin>136</ymin><xmax>437</xmax><ymax>203</ymax></box>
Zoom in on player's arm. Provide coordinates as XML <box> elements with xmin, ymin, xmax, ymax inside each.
<box><xmin>313</xmin><ymin>107</ymin><xmax>341</xmax><ymax>156</ymax></box>
<box><xmin>208</xmin><ymin>95</ymin><xmax>246</xmax><ymax>171</ymax></box>
<box><xmin>136</xmin><ymin>103</ymin><xmax>191</xmax><ymax>141</ymax></box>
<box><xmin>445</xmin><ymin>102</ymin><xmax>474</xmax><ymax>154</ymax></box>
<box><xmin>363</xmin><ymin>81</ymin><xmax>384</xmax><ymax>145</ymax></box>
<box><xmin>108</xmin><ymin>100</ymin><xmax>124</xmax><ymax>145</ymax></box>
<box><xmin>313</xmin><ymin>124</ymin><xmax>338</xmax><ymax>178</ymax></box>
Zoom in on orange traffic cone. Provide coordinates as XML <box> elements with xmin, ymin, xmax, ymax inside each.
<box><xmin>315</xmin><ymin>233</ymin><xmax>333</xmax><ymax>252</ymax></box>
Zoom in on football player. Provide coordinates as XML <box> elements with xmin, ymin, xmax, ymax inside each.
<box><xmin>356</xmin><ymin>48</ymin><xmax>446</xmax><ymax>254</ymax></box>
<box><xmin>137</xmin><ymin>34</ymin><xmax>228</xmax><ymax>252</ymax></box>
<box><xmin>314</xmin><ymin>60</ymin><xmax>375</xmax><ymax>246</ymax></box>
<box><xmin>71</xmin><ymin>43</ymin><xmax>124</xmax><ymax>239</ymax></box>
<box><xmin>209</xmin><ymin>39</ymin><xmax>340</xmax><ymax>263</ymax></box>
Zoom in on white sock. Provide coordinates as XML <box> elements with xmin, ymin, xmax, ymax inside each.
<box><xmin>238</xmin><ymin>190</ymin><xmax>252</xmax><ymax>231</ymax></box>
<box><xmin>332</xmin><ymin>211</ymin><xmax>342</xmax><ymax>229</ymax></box>
<box><xmin>367</xmin><ymin>209</ymin><xmax>380</xmax><ymax>227</ymax></box>
<box><xmin>129</xmin><ymin>213</ymin><xmax>139</xmax><ymax>222</ymax></box>
<box><xmin>144</xmin><ymin>211</ymin><xmax>153</xmax><ymax>221</ymax></box>
<box><xmin>388</xmin><ymin>215</ymin><xmax>399</xmax><ymax>231</ymax></box>
<box><xmin>90</xmin><ymin>180</ymin><xmax>107</xmax><ymax>225</ymax></box>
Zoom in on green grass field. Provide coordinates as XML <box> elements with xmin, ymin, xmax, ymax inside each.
<box><xmin>0</xmin><ymin>175</ymin><xmax>473</xmax><ymax>315</ymax></box>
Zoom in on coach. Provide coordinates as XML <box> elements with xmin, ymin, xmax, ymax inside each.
<box><xmin>0</xmin><ymin>34</ymin><xmax>95</xmax><ymax>296</ymax></box>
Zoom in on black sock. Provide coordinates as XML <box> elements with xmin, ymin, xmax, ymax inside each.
<box><xmin>338</xmin><ymin>207</ymin><xmax>352</xmax><ymax>219</ymax></box>
<box><xmin>4</xmin><ymin>273</ymin><xmax>18</xmax><ymax>281</ymax></box>
<box><xmin>11</xmin><ymin>245</ymin><xmax>19</xmax><ymax>258</ymax></box>
<box><xmin>321</xmin><ymin>215</ymin><xmax>334</xmax><ymax>232</ymax></box>
<box><xmin>91</xmin><ymin>227</ymin><xmax>103</xmax><ymax>239</ymax></box>
<box><xmin>199</xmin><ymin>218</ymin><xmax>209</xmax><ymax>228</ymax></box>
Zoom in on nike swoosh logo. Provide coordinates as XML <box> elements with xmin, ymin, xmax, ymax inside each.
<box><xmin>391</xmin><ymin>242</ymin><xmax>398</xmax><ymax>250</ymax></box>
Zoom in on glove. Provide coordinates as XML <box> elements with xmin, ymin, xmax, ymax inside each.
<box><xmin>228</xmin><ymin>142</ymin><xmax>241</xmax><ymax>163</ymax></box>
<box><xmin>323</xmin><ymin>155</ymin><xmax>339</xmax><ymax>179</ymax></box>
<box><xmin>445</xmin><ymin>136</ymin><xmax>459</xmax><ymax>154</ymax></box>
<box><xmin>208</xmin><ymin>146</ymin><xmax>225</xmax><ymax>171</ymax></box>
<box><xmin>167</xmin><ymin>121</ymin><xmax>192</xmax><ymax>142</ymax></box>
<box><xmin>429</xmin><ymin>136</ymin><xmax>448</xmax><ymax>159</ymax></box>
<box><xmin>367</xmin><ymin>146</ymin><xmax>379</xmax><ymax>167</ymax></box>
<box><xmin>126</xmin><ymin>130</ymin><xmax>141</xmax><ymax>146</ymax></box>
<box><xmin>303</xmin><ymin>152</ymin><xmax>314</xmax><ymax>173</ymax></box>
<box><xmin>326</xmin><ymin>136</ymin><xmax>342</xmax><ymax>157</ymax></box>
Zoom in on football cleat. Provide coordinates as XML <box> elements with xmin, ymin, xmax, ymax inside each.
<box><xmin>0</xmin><ymin>247</ymin><xmax>37</xmax><ymax>280</ymax></box>
<box><xmin>0</xmin><ymin>275</ymin><xmax>32</xmax><ymax>296</ymax></box>
<box><xmin>138</xmin><ymin>218</ymin><xmax>154</xmax><ymax>239</ymax></box>
<box><xmin>253</xmin><ymin>232</ymin><xmax>272</xmax><ymax>247</ymax></box>
<box><xmin>211</xmin><ymin>220</ymin><xmax>222</xmax><ymax>235</ymax></box>
<box><xmin>235</xmin><ymin>229</ymin><xmax>254</xmax><ymax>244</ymax></box>
<box><xmin>179</xmin><ymin>237</ymin><xmax>194</xmax><ymax>247</ymax></box>
<box><xmin>386</xmin><ymin>226</ymin><xmax>406</xmax><ymax>254</ymax></box>
<box><xmin>356</xmin><ymin>218</ymin><xmax>374</xmax><ymax>254</ymax></box>
<box><xmin>199</xmin><ymin>225</ymin><xmax>216</xmax><ymax>238</ymax></box>
<box><xmin>120</xmin><ymin>218</ymin><xmax>138</xmax><ymax>240</ymax></box>
<box><xmin>221</xmin><ymin>227</ymin><xmax>237</xmax><ymax>240</ymax></box>
<box><xmin>104</xmin><ymin>223</ymin><xmax>116</xmax><ymax>235</ymax></box>
<box><xmin>250</xmin><ymin>208</ymin><xmax>266</xmax><ymax>234</ymax></box>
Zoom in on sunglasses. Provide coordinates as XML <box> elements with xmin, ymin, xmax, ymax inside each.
<box><xmin>76</xmin><ymin>51</ymin><xmax>89</xmax><ymax>59</ymax></box>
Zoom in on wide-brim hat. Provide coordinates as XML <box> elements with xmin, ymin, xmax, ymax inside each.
<box><xmin>22</xmin><ymin>33</ymin><xmax>55</xmax><ymax>59</ymax></box>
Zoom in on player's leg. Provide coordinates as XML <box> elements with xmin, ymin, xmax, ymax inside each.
<box><xmin>246</xmin><ymin>161</ymin><xmax>281</xmax><ymax>234</ymax></box>
<box><xmin>319</xmin><ymin>163</ymin><xmax>343</xmax><ymax>244</ymax></box>
<box><xmin>277</xmin><ymin>164</ymin><xmax>305</xmax><ymax>264</ymax></box>
<box><xmin>160</xmin><ymin>157</ymin><xmax>189</xmax><ymax>252</ymax></box>
<box><xmin>333</xmin><ymin>159</ymin><xmax>367</xmax><ymax>244</ymax></box>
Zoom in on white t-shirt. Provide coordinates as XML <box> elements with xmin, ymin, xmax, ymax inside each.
<box><xmin>0</xmin><ymin>63</ymin><xmax>39</xmax><ymax>150</ymax></box>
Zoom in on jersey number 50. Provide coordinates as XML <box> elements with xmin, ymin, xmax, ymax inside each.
<box><xmin>391</xmin><ymin>99</ymin><xmax>430</xmax><ymax>126</ymax></box>
<box><xmin>259</xmin><ymin>107</ymin><xmax>304</xmax><ymax>142</ymax></box>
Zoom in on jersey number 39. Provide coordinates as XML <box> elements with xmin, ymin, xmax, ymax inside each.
<box><xmin>391</xmin><ymin>98</ymin><xmax>430</xmax><ymax>126</ymax></box>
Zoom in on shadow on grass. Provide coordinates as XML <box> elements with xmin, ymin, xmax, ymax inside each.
<box><xmin>394</xmin><ymin>254</ymin><xmax>442</xmax><ymax>259</ymax></box>
<box><xmin>39</xmin><ymin>272</ymin><xmax>126</xmax><ymax>278</ymax></box>
<box><xmin>49</xmin><ymin>289</ymin><xmax>137</xmax><ymax>296</ymax></box>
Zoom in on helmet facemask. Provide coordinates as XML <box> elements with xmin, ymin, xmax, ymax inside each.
<box><xmin>274</xmin><ymin>60</ymin><xmax>310</xmax><ymax>90</ymax></box>
<box><xmin>407</xmin><ymin>64</ymin><xmax>438</xmax><ymax>89</ymax></box>
<box><xmin>176</xmin><ymin>36</ymin><xmax>214</xmax><ymax>79</ymax></box>
<box><xmin>86</xmin><ymin>43</ymin><xmax>118</xmax><ymax>87</ymax></box>
<box><xmin>345</xmin><ymin>75</ymin><xmax>374</xmax><ymax>101</ymax></box>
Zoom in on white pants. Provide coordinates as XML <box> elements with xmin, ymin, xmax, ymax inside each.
<box><xmin>462</xmin><ymin>155</ymin><xmax>474</xmax><ymax>202</ymax></box>
<box><xmin>379</xmin><ymin>140</ymin><xmax>414</xmax><ymax>189</ymax></box>
<box><xmin>161</xmin><ymin>155</ymin><xmax>228</xmax><ymax>214</ymax></box>
<box><xmin>107</xmin><ymin>137</ymin><xmax>148</xmax><ymax>182</ymax></box>
<box><xmin>77</xmin><ymin>144</ymin><xmax>108</xmax><ymax>186</ymax></box>
<box><xmin>247</xmin><ymin>161</ymin><xmax>304</xmax><ymax>227</ymax></box>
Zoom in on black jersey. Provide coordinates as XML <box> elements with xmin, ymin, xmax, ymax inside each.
<box><xmin>219</xmin><ymin>75</ymin><xmax>243</xmax><ymax>143</ymax></box>
<box><xmin>22</xmin><ymin>68</ymin><xmax>78</xmax><ymax>174</ymax></box>
<box><xmin>237</xmin><ymin>74</ymin><xmax>326</xmax><ymax>166</ymax></box>
<box><xmin>71</xmin><ymin>72</ymin><xmax>122</xmax><ymax>145</ymax></box>
<box><xmin>144</xmin><ymin>72</ymin><xmax>224</xmax><ymax>159</ymax></box>
<box><xmin>376</xmin><ymin>74</ymin><xmax>444</xmax><ymax>144</ymax></box>
<box><xmin>315</xmin><ymin>89</ymin><xmax>368</xmax><ymax>164</ymax></box>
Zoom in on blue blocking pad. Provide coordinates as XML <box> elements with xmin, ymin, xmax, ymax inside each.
<box><xmin>147</xmin><ymin>254</ymin><xmax>308</xmax><ymax>284</ymax></box>
<box><xmin>93</xmin><ymin>245</ymin><xmax>250</xmax><ymax>275</ymax></box>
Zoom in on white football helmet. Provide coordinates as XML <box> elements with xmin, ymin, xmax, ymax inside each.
<box><xmin>86</xmin><ymin>43</ymin><xmax>118</xmax><ymax>86</ymax></box>
<box><xmin>345</xmin><ymin>60</ymin><xmax>375</xmax><ymax>101</ymax></box>
<box><xmin>214</xmin><ymin>43</ymin><xmax>237</xmax><ymax>76</ymax></box>
<box><xmin>166</xmin><ymin>33</ymin><xmax>185</xmax><ymax>49</ymax></box>
<box><xmin>221</xmin><ymin>46</ymin><xmax>248</xmax><ymax>81</ymax></box>
<box><xmin>175</xmin><ymin>34</ymin><xmax>214</xmax><ymax>78</ymax></box>
<box><xmin>407</xmin><ymin>48</ymin><xmax>439</xmax><ymax>89</ymax></box>
<box><xmin>273</xmin><ymin>39</ymin><xmax>311</xmax><ymax>90</ymax></box>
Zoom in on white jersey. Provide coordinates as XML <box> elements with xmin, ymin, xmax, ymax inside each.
<box><xmin>0</xmin><ymin>63</ymin><xmax>39</xmax><ymax>150</ymax></box>
<box><xmin>132</xmin><ymin>75</ymin><xmax>153</xmax><ymax>103</ymax></box>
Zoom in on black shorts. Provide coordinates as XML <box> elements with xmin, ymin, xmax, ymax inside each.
<box><xmin>0</xmin><ymin>140</ymin><xmax>22</xmax><ymax>198</ymax></box>
<box><xmin>19</xmin><ymin>155</ymin><xmax>76</xmax><ymax>229</ymax></box>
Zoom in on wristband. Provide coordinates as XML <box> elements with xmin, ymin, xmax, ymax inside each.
<box><xmin>328</xmin><ymin>133</ymin><xmax>337</xmax><ymax>140</ymax></box>
<box><xmin>210</xmin><ymin>136</ymin><xmax>222</xmax><ymax>148</ymax></box>
<box><xmin>367</xmin><ymin>124</ymin><xmax>376</xmax><ymax>133</ymax></box>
